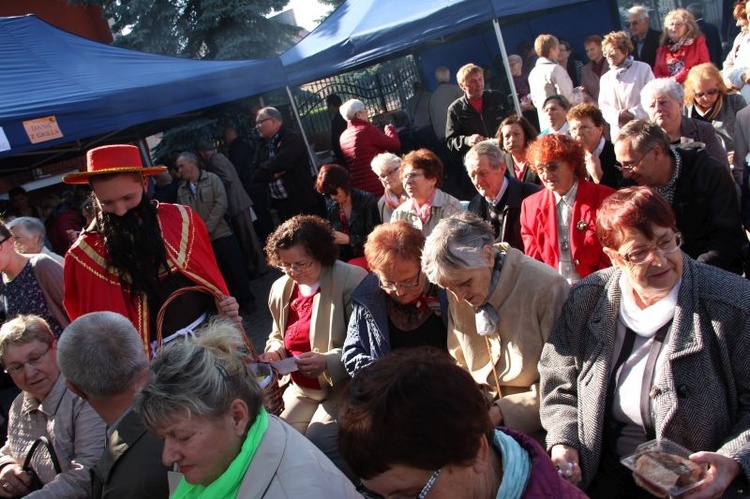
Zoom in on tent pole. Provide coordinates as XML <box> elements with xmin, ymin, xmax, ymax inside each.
<box><xmin>491</xmin><ymin>18</ymin><xmax>521</xmax><ymax>117</ymax></box>
<box><xmin>285</xmin><ymin>85</ymin><xmax>319</xmax><ymax>175</ymax></box>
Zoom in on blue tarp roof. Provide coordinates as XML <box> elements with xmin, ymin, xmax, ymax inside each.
<box><xmin>0</xmin><ymin>15</ymin><xmax>286</xmax><ymax>158</ymax></box>
<box><xmin>280</xmin><ymin>0</ymin><xmax>596</xmax><ymax>86</ymax></box>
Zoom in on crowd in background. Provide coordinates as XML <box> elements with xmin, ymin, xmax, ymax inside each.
<box><xmin>0</xmin><ymin>2</ymin><xmax>750</xmax><ymax>498</ymax></box>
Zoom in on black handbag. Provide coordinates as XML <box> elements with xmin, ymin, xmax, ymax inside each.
<box><xmin>16</xmin><ymin>436</ymin><xmax>62</xmax><ymax>495</ymax></box>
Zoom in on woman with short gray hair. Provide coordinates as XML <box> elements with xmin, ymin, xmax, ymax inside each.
<box><xmin>641</xmin><ymin>78</ymin><xmax>729</xmax><ymax>168</ymax></box>
<box><xmin>136</xmin><ymin>319</ymin><xmax>360</xmax><ymax>498</ymax></box>
<box><xmin>0</xmin><ymin>315</ymin><xmax>105</xmax><ymax>498</ymax></box>
<box><xmin>370</xmin><ymin>153</ymin><xmax>407</xmax><ymax>222</ymax></box>
<box><xmin>421</xmin><ymin>212</ymin><xmax>569</xmax><ymax>439</ymax></box>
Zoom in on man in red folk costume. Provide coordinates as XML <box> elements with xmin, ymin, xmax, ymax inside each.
<box><xmin>63</xmin><ymin>144</ymin><xmax>239</xmax><ymax>355</ymax></box>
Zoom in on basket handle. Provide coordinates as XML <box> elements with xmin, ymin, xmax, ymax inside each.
<box><xmin>154</xmin><ymin>285</ymin><xmax>257</xmax><ymax>357</ymax></box>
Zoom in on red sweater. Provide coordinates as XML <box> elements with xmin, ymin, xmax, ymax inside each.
<box><xmin>339</xmin><ymin>119</ymin><xmax>400</xmax><ymax>196</ymax></box>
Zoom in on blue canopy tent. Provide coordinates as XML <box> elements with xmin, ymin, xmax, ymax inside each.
<box><xmin>0</xmin><ymin>15</ymin><xmax>287</xmax><ymax>161</ymax></box>
<box><xmin>281</xmin><ymin>0</ymin><xmax>621</xmax><ymax>88</ymax></box>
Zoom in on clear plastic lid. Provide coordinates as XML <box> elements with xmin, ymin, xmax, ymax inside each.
<box><xmin>620</xmin><ymin>439</ymin><xmax>707</xmax><ymax>497</ymax></box>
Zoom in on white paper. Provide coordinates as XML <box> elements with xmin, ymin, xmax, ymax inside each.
<box><xmin>0</xmin><ymin>127</ymin><xmax>9</xmax><ymax>152</ymax></box>
<box><xmin>271</xmin><ymin>356</ymin><xmax>299</xmax><ymax>375</ymax></box>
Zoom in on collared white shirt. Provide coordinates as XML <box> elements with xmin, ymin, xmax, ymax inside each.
<box><xmin>553</xmin><ymin>181</ymin><xmax>581</xmax><ymax>283</ymax></box>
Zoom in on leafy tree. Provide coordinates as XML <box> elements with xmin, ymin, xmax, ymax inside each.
<box><xmin>70</xmin><ymin>0</ymin><xmax>298</xmax><ymax>60</ymax></box>
<box><xmin>318</xmin><ymin>0</ymin><xmax>345</xmax><ymax>8</ymax></box>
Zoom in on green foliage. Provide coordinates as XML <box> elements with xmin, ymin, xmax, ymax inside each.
<box><xmin>69</xmin><ymin>0</ymin><xmax>298</xmax><ymax>60</ymax></box>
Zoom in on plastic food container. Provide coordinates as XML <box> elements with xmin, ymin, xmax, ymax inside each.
<box><xmin>621</xmin><ymin>439</ymin><xmax>707</xmax><ymax>498</ymax></box>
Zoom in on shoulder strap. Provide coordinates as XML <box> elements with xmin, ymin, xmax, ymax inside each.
<box><xmin>24</xmin><ymin>436</ymin><xmax>62</xmax><ymax>474</ymax></box>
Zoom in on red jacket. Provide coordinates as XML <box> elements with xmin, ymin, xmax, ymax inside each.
<box><xmin>520</xmin><ymin>180</ymin><xmax>614</xmax><ymax>278</ymax></box>
<box><xmin>339</xmin><ymin>119</ymin><xmax>400</xmax><ymax>196</ymax></box>
<box><xmin>654</xmin><ymin>36</ymin><xmax>710</xmax><ymax>84</ymax></box>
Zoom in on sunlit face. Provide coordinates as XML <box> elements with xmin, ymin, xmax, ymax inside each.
<box><xmin>604</xmin><ymin>224</ymin><xmax>683</xmax><ymax>307</ymax></box>
<box><xmin>459</xmin><ymin>72</ymin><xmax>485</xmax><ymax>101</ymax></box>
<box><xmin>603</xmin><ymin>44</ymin><xmax>627</xmax><ymax>67</ymax></box>
<box><xmin>467</xmin><ymin>155</ymin><xmax>506</xmax><ymax>200</ymax></box>
<box><xmin>2</xmin><ymin>340</ymin><xmax>58</xmax><ymax>401</ymax></box>
<box><xmin>614</xmin><ymin>139</ymin><xmax>663</xmax><ymax>186</ymax></box>
<box><xmin>175</xmin><ymin>158</ymin><xmax>200</xmax><ymax>183</ymax></box>
<box><xmin>90</xmin><ymin>173</ymin><xmax>145</xmax><ymax>217</ymax></box>
<box><xmin>436</xmin><ymin>246</ymin><xmax>493</xmax><ymax>307</ymax></box>
<box><xmin>9</xmin><ymin>226</ymin><xmax>43</xmax><ymax>254</ymax></box>
<box><xmin>401</xmin><ymin>165</ymin><xmax>437</xmax><ymax>205</ymax></box>
<box><xmin>569</xmin><ymin>117</ymin><xmax>604</xmax><ymax>152</ymax></box>
<box><xmin>543</xmin><ymin>100</ymin><xmax>568</xmax><ymax>130</ymax></box>
<box><xmin>692</xmin><ymin>78</ymin><xmax>721</xmax><ymax>111</ymax></box>
<box><xmin>373</xmin><ymin>162</ymin><xmax>404</xmax><ymax>195</ymax></box>
<box><xmin>501</xmin><ymin>123</ymin><xmax>527</xmax><ymax>154</ymax></box>
<box><xmin>376</xmin><ymin>258</ymin><xmax>425</xmax><ymax>305</ymax></box>
<box><xmin>158</xmin><ymin>403</ymin><xmax>248</xmax><ymax>487</ymax></box>
<box><xmin>536</xmin><ymin>160</ymin><xmax>577</xmax><ymax>196</ymax></box>
<box><xmin>644</xmin><ymin>93</ymin><xmax>682</xmax><ymax>133</ymax></box>
<box><xmin>666</xmin><ymin>17</ymin><xmax>689</xmax><ymax>42</ymax></box>
<box><xmin>628</xmin><ymin>15</ymin><xmax>648</xmax><ymax>38</ymax></box>
<box><xmin>584</xmin><ymin>42</ymin><xmax>603</xmax><ymax>63</ymax></box>
<box><xmin>276</xmin><ymin>245</ymin><xmax>322</xmax><ymax>287</ymax></box>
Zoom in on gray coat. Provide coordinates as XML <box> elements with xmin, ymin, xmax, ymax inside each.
<box><xmin>540</xmin><ymin>255</ymin><xmax>750</xmax><ymax>493</ymax></box>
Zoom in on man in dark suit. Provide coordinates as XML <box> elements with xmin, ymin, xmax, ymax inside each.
<box><xmin>628</xmin><ymin>5</ymin><xmax>661</xmax><ymax>69</ymax></box>
<box><xmin>57</xmin><ymin>312</ymin><xmax>170</xmax><ymax>499</ymax></box>
<box><xmin>688</xmin><ymin>3</ymin><xmax>724</xmax><ymax>68</ymax></box>
<box><xmin>465</xmin><ymin>141</ymin><xmax>540</xmax><ymax>249</ymax></box>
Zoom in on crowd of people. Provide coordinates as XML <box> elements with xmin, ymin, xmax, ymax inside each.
<box><xmin>0</xmin><ymin>3</ymin><xmax>750</xmax><ymax>498</ymax></box>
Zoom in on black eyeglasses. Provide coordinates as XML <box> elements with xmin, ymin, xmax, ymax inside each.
<box><xmin>255</xmin><ymin>118</ymin><xmax>272</xmax><ymax>127</ymax></box>
<box><xmin>379</xmin><ymin>270</ymin><xmax>422</xmax><ymax>292</ymax></box>
<box><xmin>0</xmin><ymin>236</ymin><xmax>10</xmax><ymax>246</ymax></box>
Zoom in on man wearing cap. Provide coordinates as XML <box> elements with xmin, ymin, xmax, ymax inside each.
<box><xmin>62</xmin><ymin>144</ymin><xmax>239</xmax><ymax>355</ymax></box>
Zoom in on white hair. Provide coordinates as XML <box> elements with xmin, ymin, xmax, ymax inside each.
<box><xmin>371</xmin><ymin>153</ymin><xmax>401</xmax><ymax>174</ymax></box>
<box><xmin>340</xmin><ymin>99</ymin><xmax>366</xmax><ymax>121</ymax></box>
<box><xmin>640</xmin><ymin>78</ymin><xmax>684</xmax><ymax>111</ymax></box>
<box><xmin>628</xmin><ymin>5</ymin><xmax>649</xmax><ymax>19</ymax></box>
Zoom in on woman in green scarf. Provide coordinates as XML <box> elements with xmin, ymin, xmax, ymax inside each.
<box><xmin>136</xmin><ymin>319</ymin><xmax>361</xmax><ymax>499</ymax></box>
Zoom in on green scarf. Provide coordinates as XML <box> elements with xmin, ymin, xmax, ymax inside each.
<box><xmin>172</xmin><ymin>408</ymin><xmax>269</xmax><ymax>499</ymax></box>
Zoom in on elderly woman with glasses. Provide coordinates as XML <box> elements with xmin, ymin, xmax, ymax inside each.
<box><xmin>684</xmin><ymin>63</ymin><xmax>747</xmax><ymax>157</ymax></box>
<box><xmin>137</xmin><ymin>319</ymin><xmax>361</xmax><ymax>498</ymax></box>
<box><xmin>314</xmin><ymin>164</ymin><xmax>380</xmax><ymax>262</ymax></box>
<box><xmin>370</xmin><ymin>153</ymin><xmax>408</xmax><ymax>223</ymax></box>
<box><xmin>0</xmin><ymin>315</ymin><xmax>105</xmax><ymax>498</ymax></box>
<box><xmin>654</xmin><ymin>8</ymin><xmax>710</xmax><ymax>83</ymax></box>
<box><xmin>520</xmin><ymin>134</ymin><xmax>614</xmax><ymax>284</ymax></box>
<box><xmin>421</xmin><ymin>212</ymin><xmax>569</xmax><ymax>438</ymax></box>
<box><xmin>257</xmin><ymin>215</ymin><xmax>366</xmax><ymax>479</ymax></box>
<box><xmin>338</xmin><ymin>348</ymin><xmax>588</xmax><ymax>499</ymax></box>
<box><xmin>540</xmin><ymin>186</ymin><xmax>750</xmax><ymax>497</ymax></box>
<box><xmin>342</xmin><ymin>222</ymin><xmax>447</xmax><ymax>375</ymax></box>
<box><xmin>598</xmin><ymin>31</ymin><xmax>655</xmax><ymax>140</ymax></box>
<box><xmin>641</xmin><ymin>77</ymin><xmax>730</xmax><ymax>169</ymax></box>
<box><xmin>391</xmin><ymin>148</ymin><xmax>461</xmax><ymax>236</ymax></box>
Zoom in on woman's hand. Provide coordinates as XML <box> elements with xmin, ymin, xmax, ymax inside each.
<box><xmin>296</xmin><ymin>352</ymin><xmax>327</xmax><ymax>377</ymax></box>
<box><xmin>332</xmin><ymin>230</ymin><xmax>350</xmax><ymax>245</ymax></box>
<box><xmin>682</xmin><ymin>452</ymin><xmax>740</xmax><ymax>498</ymax></box>
<box><xmin>258</xmin><ymin>350</ymin><xmax>283</xmax><ymax>363</ymax></box>
<box><xmin>217</xmin><ymin>295</ymin><xmax>242</xmax><ymax>327</ymax></box>
<box><xmin>0</xmin><ymin>465</ymin><xmax>31</xmax><ymax>498</ymax></box>
<box><xmin>550</xmin><ymin>444</ymin><xmax>582</xmax><ymax>485</ymax></box>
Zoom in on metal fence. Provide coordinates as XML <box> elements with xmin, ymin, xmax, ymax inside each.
<box><xmin>288</xmin><ymin>55</ymin><xmax>421</xmax><ymax>156</ymax></box>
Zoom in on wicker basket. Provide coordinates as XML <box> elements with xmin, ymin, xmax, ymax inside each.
<box><xmin>155</xmin><ymin>285</ymin><xmax>285</xmax><ymax>415</ymax></box>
